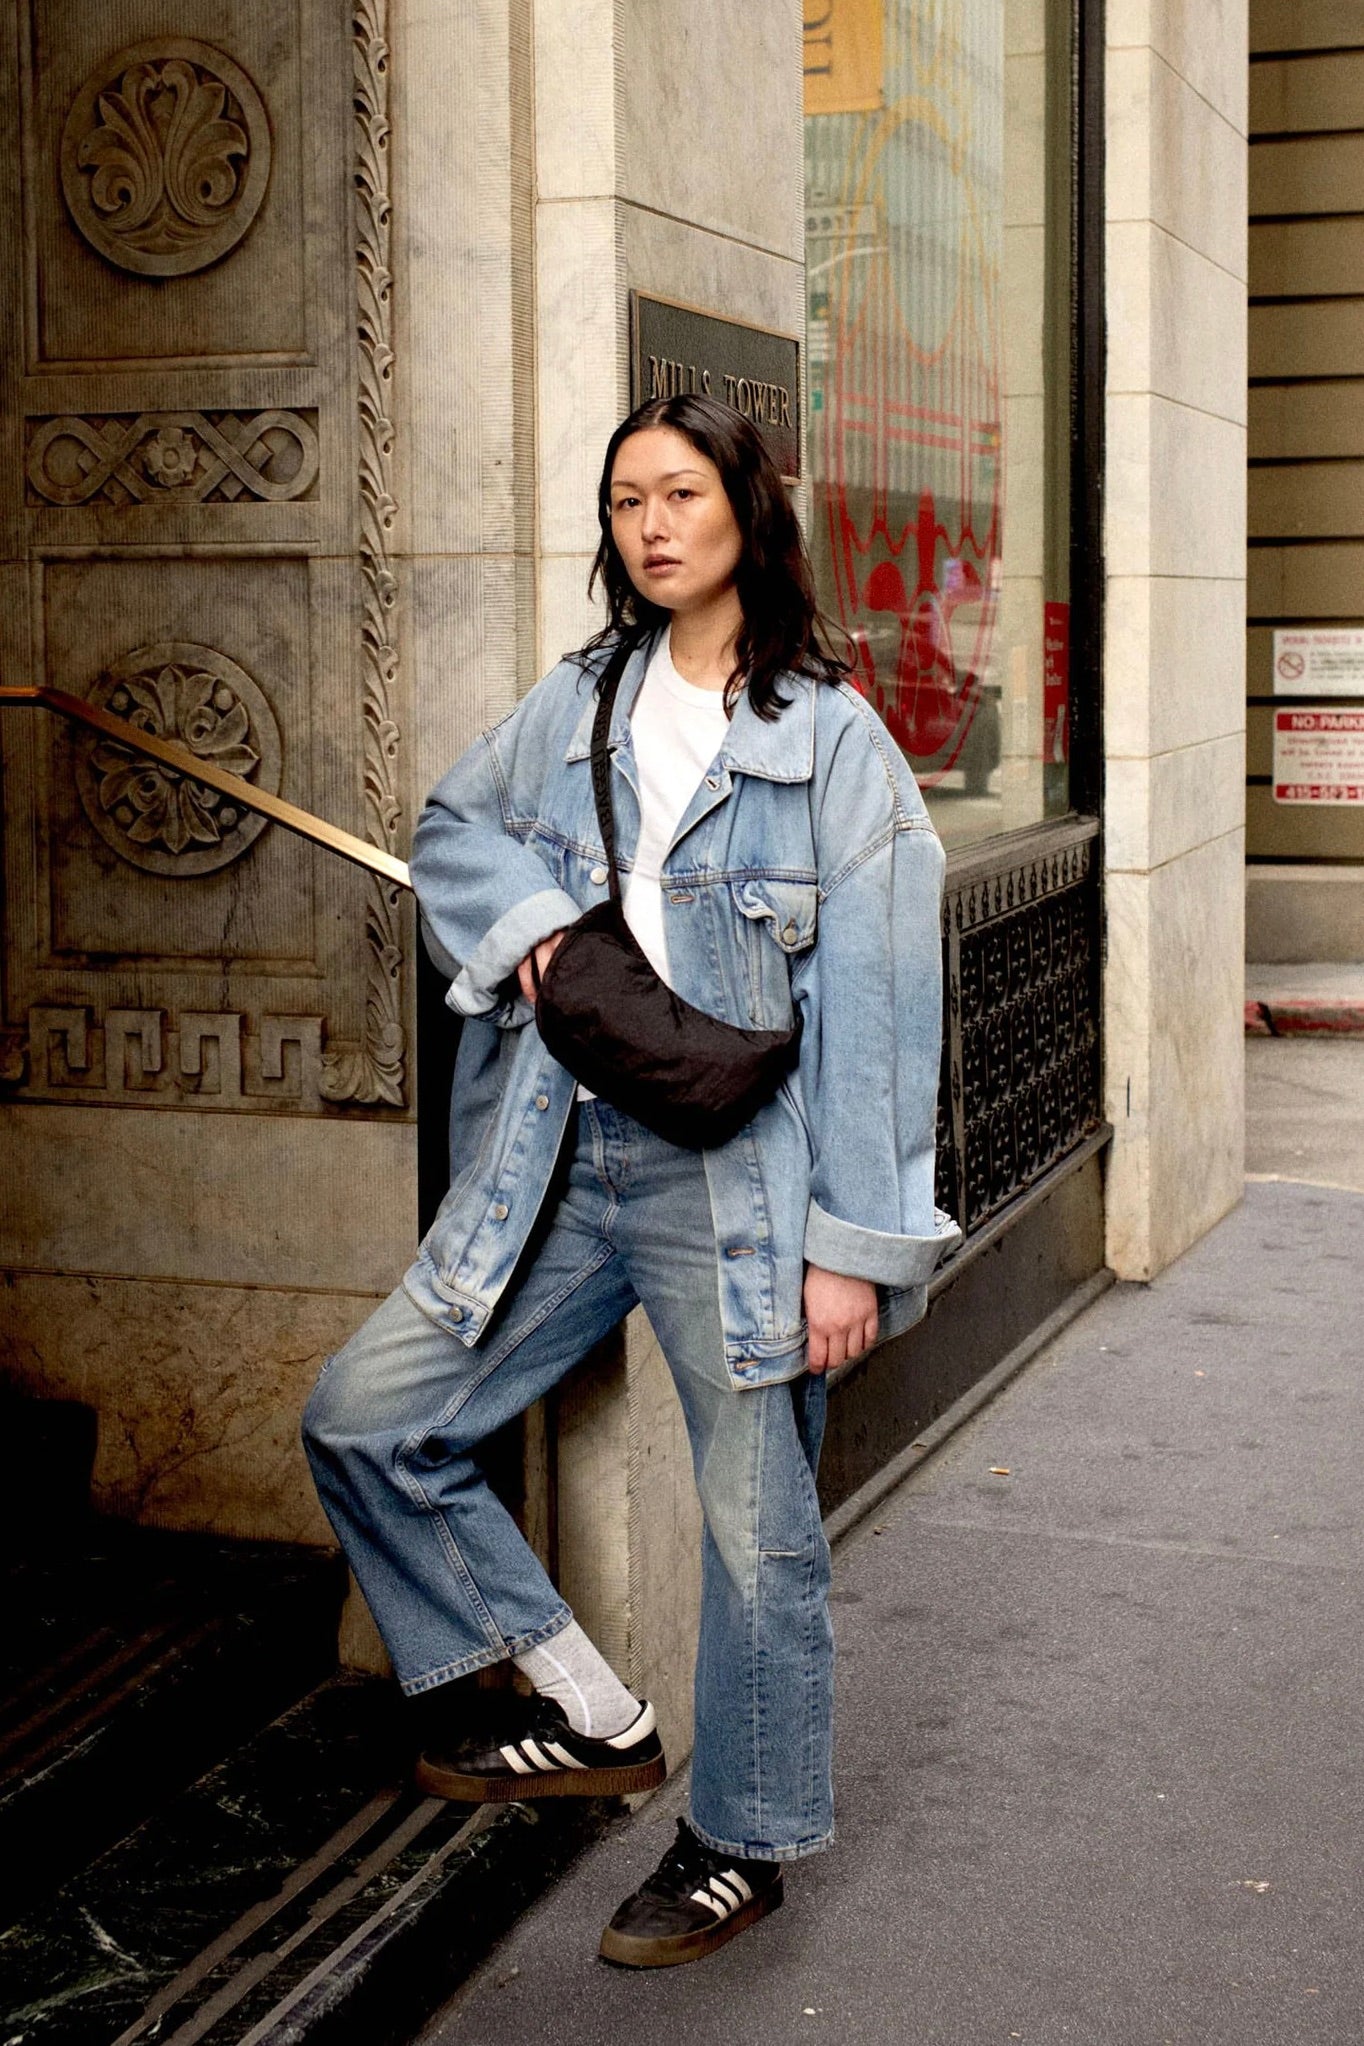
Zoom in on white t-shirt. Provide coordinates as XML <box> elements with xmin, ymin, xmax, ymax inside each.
<box><xmin>621</xmin><ymin>630</ymin><xmax>731</xmax><ymax>984</ymax></box>
<box><xmin>575</xmin><ymin>632</ymin><xmax>729</xmax><ymax>1102</ymax></box>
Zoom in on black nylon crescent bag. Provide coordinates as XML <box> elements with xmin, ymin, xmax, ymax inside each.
<box><xmin>530</xmin><ymin>640</ymin><xmax>802</xmax><ymax>1150</ymax></box>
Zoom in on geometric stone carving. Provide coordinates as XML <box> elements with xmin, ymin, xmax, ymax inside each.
<box><xmin>104</xmin><ymin>1008</ymin><xmax>164</xmax><ymax>1092</ymax></box>
<box><xmin>73</xmin><ymin>644</ymin><xmax>282</xmax><ymax>876</ymax></box>
<box><xmin>26</xmin><ymin>411</ymin><xmax>320</xmax><ymax>506</ymax></box>
<box><xmin>180</xmin><ymin>1013</ymin><xmax>244</xmax><ymax>1103</ymax></box>
<box><xmin>18</xmin><ymin>1006</ymin><xmax>328</xmax><ymax>1112</ymax></box>
<box><xmin>60</xmin><ymin>40</ymin><xmax>271</xmax><ymax>278</ymax></box>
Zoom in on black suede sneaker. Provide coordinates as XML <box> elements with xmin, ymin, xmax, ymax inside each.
<box><xmin>415</xmin><ymin>1695</ymin><xmax>665</xmax><ymax>1803</ymax></box>
<box><xmin>599</xmin><ymin>1817</ymin><xmax>784</xmax><ymax>1968</ymax></box>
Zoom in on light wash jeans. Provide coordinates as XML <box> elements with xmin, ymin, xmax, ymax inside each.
<box><xmin>302</xmin><ymin>1100</ymin><xmax>833</xmax><ymax>1861</ymax></box>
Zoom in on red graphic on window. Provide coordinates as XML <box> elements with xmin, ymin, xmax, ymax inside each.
<box><xmin>810</xmin><ymin>95</ymin><xmax>1003</xmax><ymax>785</ymax></box>
<box><xmin>1043</xmin><ymin>601</ymin><xmax>1070</xmax><ymax>764</ymax></box>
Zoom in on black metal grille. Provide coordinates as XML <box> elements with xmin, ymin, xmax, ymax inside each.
<box><xmin>936</xmin><ymin>822</ymin><xmax>1101</xmax><ymax>1234</ymax></box>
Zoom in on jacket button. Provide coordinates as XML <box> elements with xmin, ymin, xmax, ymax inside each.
<box><xmin>590</xmin><ymin>865</ymin><xmax>608</xmax><ymax>885</ymax></box>
<box><xmin>535</xmin><ymin>1094</ymin><xmax>550</xmax><ymax>1111</ymax></box>
<box><xmin>782</xmin><ymin>920</ymin><xmax>799</xmax><ymax>942</ymax></box>
<box><xmin>449</xmin><ymin>1306</ymin><xmax>464</xmax><ymax>1323</ymax></box>
<box><xmin>492</xmin><ymin>1202</ymin><xmax>509</xmax><ymax>1221</ymax></box>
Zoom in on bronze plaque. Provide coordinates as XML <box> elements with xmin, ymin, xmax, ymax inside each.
<box><xmin>631</xmin><ymin>293</ymin><xmax>801</xmax><ymax>480</ymax></box>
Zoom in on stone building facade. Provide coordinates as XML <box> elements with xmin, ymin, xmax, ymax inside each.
<box><xmin>0</xmin><ymin>0</ymin><xmax>1248</xmax><ymax>1762</ymax></box>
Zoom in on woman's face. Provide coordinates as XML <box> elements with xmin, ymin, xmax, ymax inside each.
<box><xmin>608</xmin><ymin>427</ymin><xmax>744</xmax><ymax>618</ymax></box>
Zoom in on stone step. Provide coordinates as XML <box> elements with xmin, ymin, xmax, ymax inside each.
<box><xmin>0</xmin><ymin>1674</ymin><xmax>616</xmax><ymax>2046</ymax></box>
<box><xmin>0</xmin><ymin>1519</ymin><xmax>344</xmax><ymax>1929</ymax></box>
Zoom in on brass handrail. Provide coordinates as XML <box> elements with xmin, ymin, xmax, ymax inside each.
<box><xmin>0</xmin><ymin>683</ymin><xmax>412</xmax><ymax>891</ymax></box>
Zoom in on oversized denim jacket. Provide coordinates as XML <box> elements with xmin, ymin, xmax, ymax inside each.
<box><xmin>404</xmin><ymin>635</ymin><xmax>961</xmax><ymax>1387</ymax></box>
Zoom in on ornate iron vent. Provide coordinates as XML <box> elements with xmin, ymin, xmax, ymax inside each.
<box><xmin>936</xmin><ymin>822</ymin><xmax>1101</xmax><ymax>1233</ymax></box>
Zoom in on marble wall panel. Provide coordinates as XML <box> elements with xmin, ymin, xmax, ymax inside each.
<box><xmin>1106</xmin><ymin>395</ymin><xmax>1247</xmax><ymax>580</ymax></box>
<box><xmin>395</xmin><ymin>2</ymin><xmax>513</xmax><ymax>563</ymax></box>
<box><xmin>407</xmin><ymin>553</ymin><xmax>521</xmax><ymax>802</ymax></box>
<box><xmin>538</xmin><ymin>553</ymin><xmax>606</xmax><ymax>687</ymax></box>
<box><xmin>533</xmin><ymin>0</ymin><xmax>615</xmax><ymax>201</ymax></box>
<box><xmin>1105</xmin><ymin>575</ymin><xmax>1247</xmax><ymax>759</ymax></box>
<box><xmin>1108</xmin><ymin>0</ymin><xmax>1249</xmax><ymax>133</ymax></box>
<box><xmin>0</xmin><ymin>1269</ymin><xmax>381</xmax><ymax>1542</ymax></box>
<box><xmin>619</xmin><ymin>0</ymin><xmax>803</xmax><ymax>260</ymax></box>
<box><xmin>1108</xmin><ymin>222</ymin><xmax>1248</xmax><ymax>424</ymax></box>
<box><xmin>1103</xmin><ymin>830</ymin><xmax>1245</xmax><ymax>1279</ymax></box>
<box><xmin>1107</xmin><ymin>46</ymin><xmax>1248</xmax><ymax>281</ymax></box>
<box><xmin>620</xmin><ymin>206</ymin><xmax>804</xmax><ymax>340</ymax></box>
<box><xmin>1147</xmin><ymin>829</ymin><xmax>1246</xmax><ymax>1271</ymax></box>
<box><xmin>0</xmin><ymin>1103</ymin><xmax>416</xmax><ymax>1292</ymax></box>
<box><xmin>1103</xmin><ymin>4</ymin><xmax>1249</xmax><ymax>1281</ymax></box>
<box><xmin>534</xmin><ymin>197</ymin><xmax>624</xmax><ymax>566</ymax></box>
<box><xmin>1106</xmin><ymin>731</ymin><xmax>1247</xmax><ymax>873</ymax></box>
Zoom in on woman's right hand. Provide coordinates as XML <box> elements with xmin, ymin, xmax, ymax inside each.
<box><xmin>517</xmin><ymin>931</ymin><xmax>567</xmax><ymax>1006</ymax></box>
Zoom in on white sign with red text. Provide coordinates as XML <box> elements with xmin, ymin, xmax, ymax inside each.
<box><xmin>1273</xmin><ymin>629</ymin><xmax>1364</xmax><ymax>695</ymax></box>
<box><xmin>1273</xmin><ymin>708</ymin><xmax>1364</xmax><ymax>804</ymax></box>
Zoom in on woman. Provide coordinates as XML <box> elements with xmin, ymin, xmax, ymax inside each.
<box><xmin>303</xmin><ymin>394</ymin><xmax>957</xmax><ymax>1969</ymax></box>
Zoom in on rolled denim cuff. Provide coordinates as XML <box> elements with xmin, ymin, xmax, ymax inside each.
<box><xmin>804</xmin><ymin>1200</ymin><xmax>962</xmax><ymax>1287</ymax></box>
<box><xmin>444</xmin><ymin>888</ymin><xmax>582</xmax><ymax>1018</ymax></box>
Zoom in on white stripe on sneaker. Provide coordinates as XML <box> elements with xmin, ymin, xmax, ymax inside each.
<box><xmin>520</xmin><ymin>1739</ymin><xmax>558</xmax><ymax>1772</ymax></box>
<box><xmin>708</xmin><ymin>1876</ymin><xmax>742</xmax><ymax>1909</ymax></box>
<box><xmin>721</xmin><ymin>1869</ymin><xmax>752</xmax><ymax>1903</ymax></box>
<box><xmin>606</xmin><ymin>1700</ymin><xmax>656</xmax><ymax>1748</ymax></box>
<box><xmin>499</xmin><ymin>1743</ymin><xmax>533</xmax><ymax>1774</ymax></box>
<box><xmin>690</xmin><ymin>1887</ymin><xmax>728</xmax><ymax>1919</ymax></box>
<box><xmin>544</xmin><ymin>1740</ymin><xmax>589</xmax><ymax>1769</ymax></box>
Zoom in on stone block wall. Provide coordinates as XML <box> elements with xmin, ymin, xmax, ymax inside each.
<box><xmin>1102</xmin><ymin>0</ymin><xmax>1249</xmax><ymax>1278</ymax></box>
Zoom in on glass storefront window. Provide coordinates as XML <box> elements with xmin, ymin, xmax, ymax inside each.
<box><xmin>805</xmin><ymin>0</ymin><xmax>1074</xmax><ymax>848</ymax></box>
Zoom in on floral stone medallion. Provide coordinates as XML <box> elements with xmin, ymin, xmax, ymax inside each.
<box><xmin>74</xmin><ymin>644</ymin><xmax>282</xmax><ymax>877</ymax></box>
<box><xmin>60</xmin><ymin>39</ymin><xmax>271</xmax><ymax>278</ymax></box>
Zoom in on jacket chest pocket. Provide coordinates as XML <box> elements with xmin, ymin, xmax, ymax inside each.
<box><xmin>731</xmin><ymin>877</ymin><xmax>818</xmax><ymax>1026</ymax></box>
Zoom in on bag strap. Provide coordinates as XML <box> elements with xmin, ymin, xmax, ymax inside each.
<box><xmin>589</xmin><ymin>634</ymin><xmax>639</xmax><ymax>905</ymax></box>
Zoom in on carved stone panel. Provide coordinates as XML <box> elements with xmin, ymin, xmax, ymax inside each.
<box><xmin>24</xmin><ymin>4</ymin><xmax>306</xmax><ymax>365</ymax></box>
<box><xmin>26</xmin><ymin>412</ymin><xmax>320</xmax><ymax>507</ymax></box>
<box><xmin>0</xmin><ymin>0</ymin><xmax>407</xmax><ymax>1117</ymax></box>
<box><xmin>58</xmin><ymin>39</ymin><xmax>273</xmax><ymax>281</ymax></box>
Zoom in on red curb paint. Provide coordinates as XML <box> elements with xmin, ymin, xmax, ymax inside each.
<box><xmin>1244</xmin><ymin>997</ymin><xmax>1364</xmax><ymax>1038</ymax></box>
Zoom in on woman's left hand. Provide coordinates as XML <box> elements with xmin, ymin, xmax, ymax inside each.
<box><xmin>804</xmin><ymin>1265</ymin><xmax>878</xmax><ymax>1376</ymax></box>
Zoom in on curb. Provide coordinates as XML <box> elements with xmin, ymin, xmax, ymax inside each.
<box><xmin>1245</xmin><ymin>997</ymin><xmax>1364</xmax><ymax>1037</ymax></box>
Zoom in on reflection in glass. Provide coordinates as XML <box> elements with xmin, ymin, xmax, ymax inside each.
<box><xmin>805</xmin><ymin>0</ymin><xmax>1072</xmax><ymax>847</ymax></box>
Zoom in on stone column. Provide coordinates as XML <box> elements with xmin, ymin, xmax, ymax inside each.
<box><xmin>528</xmin><ymin>0</ymin><xmax>807</xmax><ymax>1758</ymax></box>
<box><xmin>1102</xmin><ymin>0</ymin><xmax>1249</xmax><ymax>1278</ymax></box>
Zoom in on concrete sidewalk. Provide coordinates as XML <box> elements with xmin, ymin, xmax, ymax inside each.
<box><xmin>426</xmin><ymin>1061</ymin><xmax>1364</xmax><ymax>2046</ymax></box>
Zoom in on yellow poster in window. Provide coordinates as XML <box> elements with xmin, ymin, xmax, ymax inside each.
<box><xmin>803</xmin><ymin>0</ymin><xmax>884</xmax><ymax>117</ymax></box>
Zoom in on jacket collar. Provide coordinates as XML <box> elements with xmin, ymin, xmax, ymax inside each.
<box><xmin>564</xmin><ymin>632</ymin><xmax>816</xmax><ymax>783</ymax></box>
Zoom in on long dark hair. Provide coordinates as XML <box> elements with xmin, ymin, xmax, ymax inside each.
<box><xmin>578</xmin><ymin>394</ymin><xmax>850</xmax><ymax>720</ymax></box>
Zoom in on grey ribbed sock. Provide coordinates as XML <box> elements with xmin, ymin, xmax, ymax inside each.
<box><xmin>513</xmin><ymin>1619</ymin><xmax>640</xmax><ymax>1738</ymax></box>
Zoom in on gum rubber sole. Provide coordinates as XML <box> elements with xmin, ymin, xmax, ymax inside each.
<box><xmin>598</xmin><ymin>1877</ymin><xmax>784</xmax><ymax>1968</ymax></box>
<box><xmin>414</xmin><ymin>1752</ymin><xmax>667</xmax><ymax>1803</ymax></box>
